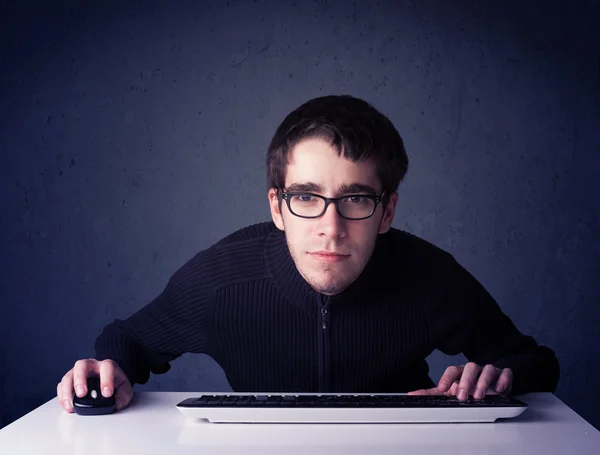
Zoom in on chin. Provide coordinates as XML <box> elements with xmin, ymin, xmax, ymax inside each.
<box><xmin>308</xmin><ymin>273</ymin><xmax>353</xmax><ymax>296</ymax></box>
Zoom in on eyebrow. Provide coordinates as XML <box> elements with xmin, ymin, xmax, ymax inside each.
<box><xmin>286</xmin><ymin>182</ymin><xmax>379</xmax><ymax>195</ymax></box>
<box><xmin>338</xmin><ymin>183</ymin><xmax>379</xmax><ymax>195</ymax></box>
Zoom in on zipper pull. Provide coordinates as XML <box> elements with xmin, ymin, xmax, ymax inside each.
<box><xmin>321</xmin><ymin>307</ymin><xmax>328</xmax><ymax>330</ymax></box>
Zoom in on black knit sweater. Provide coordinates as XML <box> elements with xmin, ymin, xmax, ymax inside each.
<box><xmin>95</xmin><ymin>222</ymin><xmax>559</xmax><ymax>395</ymax></box>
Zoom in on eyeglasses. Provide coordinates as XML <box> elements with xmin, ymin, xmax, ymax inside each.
<box><xmin>280</xmin><ymin>191</ymin><xmax>385</xmax><ymax>220</ymax></box>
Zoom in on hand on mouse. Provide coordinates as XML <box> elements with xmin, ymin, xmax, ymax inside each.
<box><xmin>57</xmin><ymin>358</ymin><xmax>133</xmax><ymax>413</ymax></box>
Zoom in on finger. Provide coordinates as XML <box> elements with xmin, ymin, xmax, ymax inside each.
<box><xmin>474</xmin><ymin>364</ymin><xmax>498</xmax><ymax>399</ymax></box>
<box><xmin>60</xmin><ymin>370</ymin><xmax>74</xmax><ymax>412</ymax></box>
<box><xmin>457</xmin><ymin>362</ymin><xmax>482</xmax><ymax>400</ymax></box>
<box><xmin>425</xmin><ymin>387</ymin><xmax>445</xmax><ymax>396</ymax></box>
<box><xmin>447</xmin><ymin>381</ymin><xmax>460</xmax><ymax>396</ymax></box>
<box><xmin>408</xmin><ymin>385</ymin><xmax>458</xmax><ymax>397</ymax></box>
<box><xmin>407</xmin><ymin>387</ymin><xmax>444</xmax><ymax>396</ymax></box>
<box><xmin>438</xmin><ymin>365</ymin><xmax>464</xmax><ymax>392</ymax></box>
<box><xmin>73</xmin><ymin>359</ymin><xmax>100</xmax><ymax>398</ymax></box>
<box><xmin>407</xmin><ymin>389</ymin><xmax>427</xmax><ymax>395</ymax></box>
<box><xmin>495</xmin><ymin>368</ymin><xmax>513</xmax><ymax>395</ymax></box>
<box><xmin>115</xmin><ymin>380</ymin><xmax>134</xmax><ymax>411</ymax></box>
<box><xmin>99</xmin><ymin>360</ymin><xmax>116</xmax><ymax>397</ymax></box>
<box><xmin>110</xmin><ymin>361</ymin><xmax>134</xmax><ymax>411</ymax></box>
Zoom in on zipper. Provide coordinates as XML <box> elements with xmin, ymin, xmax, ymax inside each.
<box><xmin>318</xmin><ymin>295</ymin><xmax>331</xmax><ymax>392</ymax></box>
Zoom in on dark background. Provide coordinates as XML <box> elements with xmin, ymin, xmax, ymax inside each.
<box><xmin>1</xmin><ymin>0</ymin><xmax>599</xmax><ymax>431</ymax></box>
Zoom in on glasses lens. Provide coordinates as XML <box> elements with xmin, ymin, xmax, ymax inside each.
<box><xmin>337</xmin><ymin>195</ymin><xmax>376</xmax><ymax>219</ymax></box>
<box><xmin>288</xmin><ymin>194</ymin><xmax>326</xmax><ymax>217</ymax></box>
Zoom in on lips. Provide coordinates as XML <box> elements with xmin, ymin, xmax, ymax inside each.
<box><xmin>309</xmin><ymin>251</ymin><xmax>351</xmax><ymax>263</ymax></box>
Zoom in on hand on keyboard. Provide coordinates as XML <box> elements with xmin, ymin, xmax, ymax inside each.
<box><xmin>408</xmin><ymin>362</ymin><xmax>513</xmax><ymax>401</ymax></box>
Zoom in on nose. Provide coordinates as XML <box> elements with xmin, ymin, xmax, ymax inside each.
<box><xmin>316</xmin><ymin>201</ymin><xmax>347</xmax><ymax>239</ymax></box>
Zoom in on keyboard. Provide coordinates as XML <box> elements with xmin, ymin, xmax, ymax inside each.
<box><xmin>176</xmin><ymin>393</ymin><xmax>528</xmax><ymax>423</ymax></box>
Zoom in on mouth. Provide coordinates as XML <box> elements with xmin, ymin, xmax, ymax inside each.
<box><xmin>309</xmin><ymin>251</ymin><xmax>351</xmax><ymax>263</ymax></box>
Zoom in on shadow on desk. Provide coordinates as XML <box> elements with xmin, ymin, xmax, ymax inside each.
<box><xmin>177</xmin><ymin>420</ymin><xmax>527</xmax><ymax>454</ymax></box>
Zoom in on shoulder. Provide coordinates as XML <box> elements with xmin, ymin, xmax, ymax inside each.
<box><xmin>168</xmin><ymin>222</ymin><xmax>277</xmax><ymax>291</ymax></box>
<box><xmin>373</xmin><ymin>227</ymin><xmax>466</xmax><ymax>296</ymax></box>
<box><xmin>380</xmin><ymin>227</ymin><xmax>455</xmax><ymax>267</ymax></box>
<box><xmin>213</xmin><ymin>221</ymin><xmax>279</xmax><ymax>247</ymax></box>
<box><xmin>380</xmin><ymin>227</ymin><xmax>494</xmax><ymax>306</ymax></box>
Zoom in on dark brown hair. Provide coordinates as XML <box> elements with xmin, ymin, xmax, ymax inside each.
<box><xmin>266</xmin><ymin>95</ymin><xmax>409</xmax><ymax>199</ymax></box>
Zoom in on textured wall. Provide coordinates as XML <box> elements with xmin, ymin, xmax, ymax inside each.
<box><xmin>1</xmin><ymin>0</ymin><xmax>599</xmax><ymax>430</ymax></box>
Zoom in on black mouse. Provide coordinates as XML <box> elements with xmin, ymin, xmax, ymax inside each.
<box><xmin>73</xmin><ymin>376</ymin><xmax>116</xmax><ymax>415</ymax></box>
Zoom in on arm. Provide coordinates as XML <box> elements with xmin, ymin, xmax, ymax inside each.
<box><xmin>94</xmin><ymin>251</ymin><xmax>212</xmax><ymax>386</ymax></box>
<box><xmin>433</xmin><ymin>255</ymin><xmax>560</xmax><ymax>395</ymax></box>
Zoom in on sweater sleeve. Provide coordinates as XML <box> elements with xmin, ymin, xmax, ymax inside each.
<box><xmin>94</xmin><ymin>251</ymin><xmax>212</xmax><ymax>386</ymax></box>
<box><xmin>432</xmin><ymin>255</ymin><xmax>560</xmax><ymax>395</ymax></box>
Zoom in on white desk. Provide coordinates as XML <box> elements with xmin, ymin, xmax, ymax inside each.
<box><xmin>1</xmin><ymin>392</ymin><xmax>599</xmax><ymax>454</ymax></box>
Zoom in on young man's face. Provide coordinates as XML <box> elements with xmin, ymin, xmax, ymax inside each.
<box><xmin>269</xmin><ymin>137</ymin><xmax>398</xmax><ymax>295</ymax></box>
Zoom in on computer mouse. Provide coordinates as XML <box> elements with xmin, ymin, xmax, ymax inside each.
<box><xmin>73</xmin><ymin>376</ymin><xmax>116</xmax><ymax>415</ymax></box>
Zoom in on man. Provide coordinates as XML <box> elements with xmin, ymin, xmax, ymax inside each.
<box><xmin>57</xmin><ymin>95</ymin><xmax>559</xmax><ymax>413</ymax></box>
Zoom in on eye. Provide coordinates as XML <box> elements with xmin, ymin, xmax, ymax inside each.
<box><xmin>292</xmin><ymin>194</ymin><xmax>316</xmax><ymax>203</ymax></box>
<box><xmin>346</xmin><ymin>195</ymin><xmax>366</xmax><ymax>204</ymax></box>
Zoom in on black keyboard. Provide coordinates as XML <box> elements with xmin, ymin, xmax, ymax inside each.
<box><xmin>176</xmin><ymin>393</ymin><xmax>528</xmax><ymax>422</ymax></box>
<box><xmin>178</xmin><ymin>394</ymin><xmax>527</xmax><ymax>408</ymax></box>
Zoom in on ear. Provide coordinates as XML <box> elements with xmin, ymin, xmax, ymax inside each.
<box><xmin>378</xmin><ymin>192</ymin><xmax>398</xmax><ymax>234</ymax></box>
<box><xmin>268</xmin><ymin>188</ymin><xmax>285</xmax><ymax>231</ymax></box>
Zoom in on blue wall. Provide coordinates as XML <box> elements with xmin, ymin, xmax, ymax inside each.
<box><xmin>1</xmin><ymin>0</ymin><xmax>599</xmax><ymax>430</ymax></box>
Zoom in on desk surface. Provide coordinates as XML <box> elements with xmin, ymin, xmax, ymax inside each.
<box><xmin>1</xmin><ymin>392</ymin><xmax>599</xmax><ymax>454</ymax></box>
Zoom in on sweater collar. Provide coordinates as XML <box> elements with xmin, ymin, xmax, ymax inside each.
<box><xmin>264</xmin><ymin>224</ymin><xmax>389</xmax><ymax>310</ymax></box>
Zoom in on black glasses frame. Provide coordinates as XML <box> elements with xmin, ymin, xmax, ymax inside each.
<box><xmin>280</xmin><ymin>191</ymin><xmax>385</xmax><ymax>220</ymax></box>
